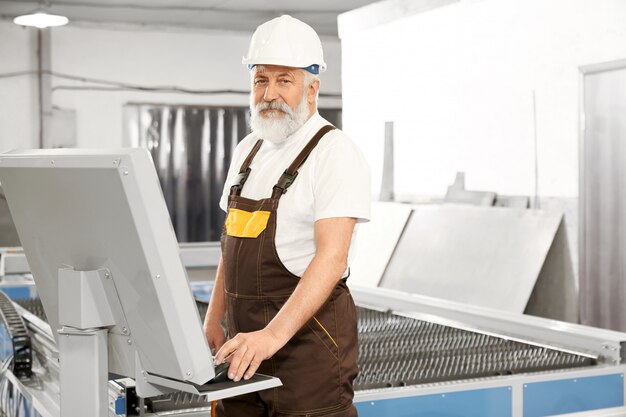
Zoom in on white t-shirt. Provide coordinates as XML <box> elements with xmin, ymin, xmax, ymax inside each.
<box><xmin>219</xmin><ymin>112</ymin><xmax>371</xmax><ymax>277</ymax></box>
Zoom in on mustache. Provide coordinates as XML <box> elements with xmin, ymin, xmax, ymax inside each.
<box><xmin>254</xmin><ymin>100</ymin><xmax>295</xmax><ymax>117</ymax></box>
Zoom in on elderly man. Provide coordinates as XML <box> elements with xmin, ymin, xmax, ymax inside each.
<box><xmin>203</xmin><ymin>15</ymin><xmax>370</xmax><ymax>417</ymax></box>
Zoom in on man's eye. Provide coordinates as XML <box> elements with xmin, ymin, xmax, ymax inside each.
<box><xmin>279</xmin><ymin>79</ymin><xmax>291</xmax><ymax>84</ymax></box>
<box><xmin>254</xmin><ymin>79</ymin><xmax>267</xmax><ymax>85</ymax></box>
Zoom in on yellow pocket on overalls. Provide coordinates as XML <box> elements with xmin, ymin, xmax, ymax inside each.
<box><xmin>225</xmin><ymin>208</ymin><xmax>270</xmax><ymax>238</ymax></box>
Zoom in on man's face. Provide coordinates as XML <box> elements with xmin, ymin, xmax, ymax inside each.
<box><xmin>249</xmin><ymin>65</ymin><xmax>319</xmax><ymax>143</ymax></box>
<box><xmin>252</xmin><ymin>65</ymin><xmax>306</xmax><ymax>118</ymax></box>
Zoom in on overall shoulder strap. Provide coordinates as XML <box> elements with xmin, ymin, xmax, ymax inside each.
<box><xmin>230</xmin><ymin>139</ymin><xmax>264</xmax><ymax>196</ymax></box>
<box><xmin>271</xmin><ymin>125</ymin><xmax>336</xmax><ymax>199</ymax></box>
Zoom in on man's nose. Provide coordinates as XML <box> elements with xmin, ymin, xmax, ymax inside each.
<box><xmin>263</xmin><ymin>82</ymin><xmax>280</xmax><ymax>101</ymax></box>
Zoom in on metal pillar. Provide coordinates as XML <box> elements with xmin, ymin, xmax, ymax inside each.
<box><xmin>36</xmin><ymin>28</ymin><xmax>52</xmax><ymax>149</ymax></box>
<box><xmin>58</xmin><ymin>327</ymin><xmax>109</xmax><ymax>417</ymax></box>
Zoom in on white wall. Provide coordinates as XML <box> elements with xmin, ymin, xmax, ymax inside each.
<box><xmin>0</xmin><ymin>21</ymin><xmax>343</xmax><ymax>150</ymax></box>
<box><xmin>0</xmin><ymin>22</ymin><xmax>38</xmax><ymax>151</ymax></box>
<box><xmin>339</xmin><ymin>0</ymin><xmax>626</xmax><ymax>199</ymax></box>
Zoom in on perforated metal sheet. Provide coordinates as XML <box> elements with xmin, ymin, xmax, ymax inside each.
<box><xmin>355</xmin><ymin>308</ymin><xmax>594</xmax><ymax>390</ymax></box>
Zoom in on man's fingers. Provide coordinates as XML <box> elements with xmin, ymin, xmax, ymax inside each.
<box><xmin>214</xmin><ymin>338</ymin><xmax>239</xmax><ymax>364</ymax></box>
<box><xmin>244</xmin><ymin>357</ymin><xmax>263</xmax><ymax>380</ymax></box>
<box><xmin>232</xmin><ymin>348</ymin><xmax>257</xmax><ymax>382</ymax></box>
<box><xmin>227</xmin><ymin>343</ymin><xmax>249</xmax><ymax>380</ymax></box>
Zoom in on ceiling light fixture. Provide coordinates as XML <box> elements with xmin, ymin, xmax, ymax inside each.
<box><xmin>14</xmin><ymin>11</ymin><xmax>69</xmax><ymax>28</ymax></box>
<box><xmin>14</xmin><ymin>2</ymin><xmax>69</xmax><ymax>29</ymax></box>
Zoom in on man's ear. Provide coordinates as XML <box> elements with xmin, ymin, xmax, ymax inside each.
<box><xmin>308</xmin><ymin>79</ymin><xmax>320</xmax><ymax>104</ymax></box>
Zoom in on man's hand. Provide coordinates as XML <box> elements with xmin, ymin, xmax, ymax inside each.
<box><xmin>204</xmin><ymin>320</ymin><xmax>226</xmax><ymax>353</ymax></box>
<box><xmin>214</xmin><ymin>328</ymin><xmax>284</xmax><ymax>382</ymax></box>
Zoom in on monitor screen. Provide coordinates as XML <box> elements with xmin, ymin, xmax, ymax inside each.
<box><xmin>0</xmin><ymin>148</ymin><xmax>215</xmax><ymax>384</ymax></box>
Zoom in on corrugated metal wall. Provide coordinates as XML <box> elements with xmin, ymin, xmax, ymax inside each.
<box><xmin>125</xmin><ymin>104</ymin><xmax>248</xmax><ymax>242</ymax></box>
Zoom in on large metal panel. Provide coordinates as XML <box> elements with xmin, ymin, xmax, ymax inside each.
<box><xmin>580</xmin><ymin>61</ymin><xmax>626</xmax><ymax>331</ymax></box>
<box><xmin>355</xmin><ymin>387</ymin><xmax>512</xmax><ymax>417</ymax></box>
<box><xmin>350</xmin><ymin>202</ymin><xmax>412</xmax><ymax>287</ymax></box>
<box><xmin>0</xmin><ymin>187</ymin><xmax>20</xmax><ymax>247</ymax></box>
<box><xmin>523</xmin><ymin>374</ymin><xmax>624</xmax><ymax>417</ymax></box>
<box><xmin>380</xmin><ymin>205</ymin><xmax>563</xmax><ymax>313</ymax></box>
<box><xmin>525</xmin><ymin>220</ymin><xmax>578</xmax><ymax>322</ymax></box>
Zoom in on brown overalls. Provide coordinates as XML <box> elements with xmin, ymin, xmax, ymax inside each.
<box><xmin>216</xmin><ymin>125</ymin><xmax>359</xmax><ymax>417</ymax></box>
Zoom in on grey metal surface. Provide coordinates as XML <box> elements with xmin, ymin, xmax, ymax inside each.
<box><xmin>380</xmin><ymin>204</ymin><xmax>564</xmax><ymax>314</ymax></box>
<box><xmin>525</xmin><ymin>221</ymin><xmax>578</xmax><ymax>322</ymax></box>
<box><xmin>349</xmin><ymin>202</ymin><xmax>412</xmax><ymax>288</ymax></box>
<box><xmin>355</xmin><ymin>308</ymin><xmax>593</xmax><ymax>390</ymax></box>
<box><xmin>0</xmin><ymin>251</ymin><xmax>30</xmax><ymax>275</ymax></box>
<box><xmin>444</xmin><ymin>188</ymin><xmax>496</xmax><ymax>206</ymax></box>
<box><xmin>580</xmin><ymin>61</ymin><xmax>626</xmax><ymax>332</ymax></box>
<box><xmin>0</xmin><ymin>188</ymin><xmax>20</xmax><ymax>247</ymax></box>
<box><xmin>444</xmin><ymin>172</ymin><xmax>496</xmax><ymax>206</ymax></box>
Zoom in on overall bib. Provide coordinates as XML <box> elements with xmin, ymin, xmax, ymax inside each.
<box><xmin>217</xmin><ymin>125</ymin><xmax>359</xmax><ymax>417</ymax></box>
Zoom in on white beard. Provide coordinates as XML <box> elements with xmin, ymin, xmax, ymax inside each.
<box><xmin>249</xmin><ymin>93</ymin><xmax>309</xmax><ymax>145</ymax></box>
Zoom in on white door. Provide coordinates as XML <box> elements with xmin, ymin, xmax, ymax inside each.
<box><xmin>580</xmin><ymin>60</ymin><xmax>626</xmax><ymax>331</ymax></box>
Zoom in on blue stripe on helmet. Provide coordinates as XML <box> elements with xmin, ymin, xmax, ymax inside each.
<box><xmin>247</xmin><ymin>64</ymin><xmax>319</xmax><ymax>75</ymax></box>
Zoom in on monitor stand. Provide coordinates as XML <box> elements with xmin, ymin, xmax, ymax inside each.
<box><xmin>57</xmin><ymin>267</ymin><xmax>116</xmax><ymax>417</ymax></box>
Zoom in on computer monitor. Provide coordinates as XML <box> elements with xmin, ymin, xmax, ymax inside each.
<box><xmin>0</xmin><ymin>148</ymin><xmax>251</xmax><ymax>387</ymax></box>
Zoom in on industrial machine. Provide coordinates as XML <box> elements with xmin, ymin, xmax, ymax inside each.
<box><xmin>0</xmin><ymin>149</ymin><xmax>624</xmax><ymax>417</ymax></box>
<box><xmin>0</xmin><ymin>281</ymin><xmax>625</xmax><ymax>417</ymax></box>
<box><xmin>350</xmin><ymin>286</ymin><xmax>626</xmax><ymax>417</ymax></box>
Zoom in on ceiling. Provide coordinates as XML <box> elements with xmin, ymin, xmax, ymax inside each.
<box><xmin>0</xmin><ymin>0</ymin><xmax>378</xmax><ymax>36</ymax></box>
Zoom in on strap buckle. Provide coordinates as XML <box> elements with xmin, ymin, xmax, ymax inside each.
<box><xmin>274</xmin><ymin>171</ymin><xmax>299</xmax><ymax>194</ymax></box>
<box><xmin>231</xmin><ymin>168</ymin><xmax>251</xmax><ymax>192</ymax></box>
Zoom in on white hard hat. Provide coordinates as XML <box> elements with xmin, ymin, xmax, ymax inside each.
<box><xmin>242</xmin><ymin>15</ymin><xmax>326</xmax><ymax>74</ymax></box>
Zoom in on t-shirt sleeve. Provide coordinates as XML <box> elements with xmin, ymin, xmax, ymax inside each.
<box><xmin>313</xmin><ymin>133</ymin><xmax>371</xmax><ymax>223</ymax></box>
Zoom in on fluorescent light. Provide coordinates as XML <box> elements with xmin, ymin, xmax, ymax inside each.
<box><xmin>13</xmin><ymin>11</ymin><xmax>69</xmax><ymax>29</ymax></box>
